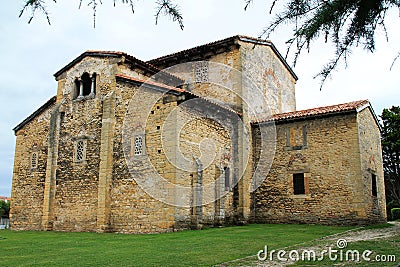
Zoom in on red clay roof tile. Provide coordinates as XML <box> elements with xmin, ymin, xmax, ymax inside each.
<box><xmin>252</xmin><ymin>100</ymin><xmax>370</xmax><ymax>124</ymax></box>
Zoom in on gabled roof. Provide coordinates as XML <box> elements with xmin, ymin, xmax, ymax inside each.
<box><xmin>115</xmin><ymin>74</ymin><xmax>185</xmax><ymax>94</ymax></box>
<box><xmin>147</xmin><ymin>35</ymin><xmax>298</xmax><ymax>81</ymax></box>
<box><xmin>252</xmin><ymin>100</ymin><xmax>380</xmax><ymax>129</ymax></box>
<box><xmin>116</xmin><ymin>74</ymin><xmax>241</xmax><ymax>116</ymax></box>
<box><xmin>53</xmin><ymin>50</ymin><xmax>183</xmax><ymax>85</ymax></box>
<box><xmin>273</xmin><ymin>100</ymin><xmax>370</xmax><ymax>122</ymax></box>
<box><xmin>13</xmin><ymin>96</ymin><xmax>57</xmax><ymax>133</ymax></box>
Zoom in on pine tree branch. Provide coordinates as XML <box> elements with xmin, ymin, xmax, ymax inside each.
<box><xmin>20</xmin><ymin>0</ymin><xmax>184</xmax><ymax>29</ymax></box>
<box><xmin>155</xmin><ymin>0</ymin><xmax>184</xmax><ymax>30</ymax></box>
<box><xmin>390</xmin><ymin>51</ymin><xmax>400</xmax><ymax>70</ymax></box>
<box><xmin>244</xmin><ymin>0</ymin><xmax>253</xmax><ymax>11</ymax></box>
<box><xmin>246</xmin><ymin>0</ymin><xmax>400</xmax><ymax>89</ymax></box>
<box><xmin>20</xmin><ymin>0</ymin><xmax>57</xmax><ymax>25</ymax></box>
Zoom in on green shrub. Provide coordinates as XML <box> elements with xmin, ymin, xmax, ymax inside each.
<box><xmin>0</xmin><ymin>200</ymin><xmax>10</xmax><ymax>218</ymax></box>
<box><xmin>386</xmin><ymin>200</ymin><xmax>400</xmax><ymax>220</ymax></box>
<box><xmin>391</xmin><ymin>208</ymin><xmax>400</xmax><ymax>221</ymax></box>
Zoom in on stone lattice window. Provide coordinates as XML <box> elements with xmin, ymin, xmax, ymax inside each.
<box><xmin>194</xmin><ymin>61</ymin><xmax>209</xmax><ymax>83</ymax></box>
<box><xmin>293</xmin><ymin>173</ymin><xmax>305</xmax><ymax>195</ymax></box>
<box><xmin>31</xmin><ymin>152</ymin><xmax>38</xmax><ymax>169</ymax></box>
<box><xmin>134</xmin><ymin>136</ymin><xmax>143</xmax><ymax>156</ymax></box>
<box><xmin>74</xmin><ymin>140</ymin><xmax>87</xmax><ymax>163</ymax></box>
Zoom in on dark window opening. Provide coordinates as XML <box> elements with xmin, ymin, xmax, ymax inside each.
<box><xmin>371</xmin><ymin>174</ymin><xmax>377</xmax><ymax>197</ymax></box>
<box><xmin>73</xmin><ymin>72</ymin><xmax>96</xmax><ymax>100</ymax></box>
<box><xmin>293</xmin><ymin>173</ymin><xmax>305</xmax><ymax>195</ymax></box>
<box><xmin>81</xmin><ymin>72</ymin><xmax>92</xmax><ymax>96</ymax></box>
<box><xmin>224</xmin><ymin>167</ymin><xmax>230</xmax><ymax>190</ymax></box>
<box><xmin>73</xmin><ymin>79</ymin><xmax>80</xmax><ymax>99</ymax></box>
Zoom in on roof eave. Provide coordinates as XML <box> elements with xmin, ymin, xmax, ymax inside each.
<box><xmin>356</xmin><ymin>102</ymin><xmax>382</xmax><ymax>132</ymax></box>
<box><xmin>251</xmin><ymin>109</ymin><xmax>359</xmax><ymax>126</ymax></box>
<box><xmin>237</xmin><ymin>36</ymin><xmax>298</xmax><ymax>81</ymax></box>
<box><xmin>116</xmin><ymin>74</ymin><xmax>241</xmax><ymax>116</ymax></box>
<box><xmin>53</xmin><ymin>51</ymin><xmax>122</xmax><ymax>79</ymax></box>
<box><xmin>115</xmin><ymin>75</ymin><xmax>183</xmax><ymax>96</ymax></box>
<box><xmin>13</xmin><ymin>96</ymin><xmax>57</xmax><ymax>134</ymax></box>
<box><xmin>147</xmin><ymin>35</ymin><xmax>298</xmax><ymax>81</ymax></box>
<box><xmin>147</xmin><ymin>36</ymin><xmax>238</xmax><ymax>67</ymax></box>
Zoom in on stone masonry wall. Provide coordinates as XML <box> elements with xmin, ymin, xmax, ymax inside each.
<box><xmin>48</xmin><ymin>56</ymin><xmax>122</xmax><ymax>231</ymax></box>
<box><xmin>357</xmin><ymin>108</ymin><xmax>386</xmax><ymax>222</ymax></box>
<box><xmin>110</xmin><ymin>81</ymin><xmax>236</xmax><ymax>233</ymax></box>
<box><xmin>51</xmin><ymin>98</ymin><xmax>102</xmax><ymax>231</ymax></box>
<box><xmin>167</xmin><ymin>48</ymin><xmax>243</xmax><ymax>113</ymax></box>
<box><xmin>49</xmin><ymin>55</ymin><xmax>161</xmax><ymax>232</ymax></box>
<box><xmin>174</xmin><ymin>104</ymin><xmax>234</xmax><ymax>228</ymax></box>
<box><xmin>110</xmin><ymin>82</ymin><xmax>176</xmax><ymax>233</ymax></box>
<box><xmin>252</xmin><ymin>112</ymin><xmax>382</xmax><ymax>225</ymax></box>
<box><xmin>240</xmin><ymin>41</ymin><xmax>296</xmax><ymax>119</ymax></box>
<box><xmin>11</xmin><ymin>103</ymin><xmax>55</xmax><ymax>230</ymax></box>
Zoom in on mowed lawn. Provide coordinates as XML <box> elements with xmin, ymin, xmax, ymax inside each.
<box><xmin>0</xmin><ymin>224</ymin><xmax>355</xmax><ymax>266</ymax></box>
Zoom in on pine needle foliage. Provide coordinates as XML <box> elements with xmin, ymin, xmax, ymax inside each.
<box><xmin>246</xmin><ymin>0</ymin><xmax>400</xmax><ymax>88</ymax></box>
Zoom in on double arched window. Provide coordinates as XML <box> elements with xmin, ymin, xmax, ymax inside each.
<box><xmin>73</xmin><ymin>72</ymin><xmax>96</xmax><ymax>99</ymax></box>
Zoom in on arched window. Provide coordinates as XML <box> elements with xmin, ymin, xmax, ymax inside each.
<box><xmin>73</xmin><ymin>72</ymin><xmax>96</xmax><ymax>100</ymax></box>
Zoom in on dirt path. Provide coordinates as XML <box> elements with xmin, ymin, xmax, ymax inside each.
<box><xmin>218</xmin><ymin>222</ymin><xmax>400</xmax><ymax>267</ymax></box>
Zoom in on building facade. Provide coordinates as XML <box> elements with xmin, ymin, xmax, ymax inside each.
<box><xmin>11</xmin><ymin>35</ymin><xmax>386</xmax><ymax>233</ymax></box>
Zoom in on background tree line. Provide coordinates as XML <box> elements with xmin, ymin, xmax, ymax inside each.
<box><xmin>0</xmin><ymin>200</ymin><xmax>10</xmax><ymax>219</ymax></box>
<box><xmin>382</xmin><ymin>106</ymin><xmax>400</xmax><ymax>220</ymax></box>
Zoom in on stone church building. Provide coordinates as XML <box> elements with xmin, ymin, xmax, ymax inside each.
<box><xmin>11</xmin><ymin>35</ymin><xmax>386</xmax><ymax>233</ymax></box>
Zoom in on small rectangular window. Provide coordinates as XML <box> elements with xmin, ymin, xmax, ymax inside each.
<box><xmin>224</xmin><ymin>167</ymin><xmax>230</xmax><ymax>190</ymax></box>
<box><xmin>134</xmin><ymin>136</ymin><xmax>143</xmax><ymax>155</ymax></box>
<box><xmin>31</xmin><ymin>152</ymin><xmax>38</xmax><ymax>169</ymax></box>
<box><xmin>293</xmin><ymin>173</ymin><xmax>305</xmax><ymax>195</ymax></box>
<box><xmin>74</xmin><ymin>140</ymin><xmax>87</xmax><ymax>163</ymax></box>
<box><xmin>371</xmin><ymin>174</ymin><xmax>377</xmax><ymax>197</ymax></box>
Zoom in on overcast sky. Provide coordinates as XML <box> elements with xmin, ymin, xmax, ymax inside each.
<box><xmin>0</xmin><ymin>1</ymin><xmax>399</xmax><ymax>197</ymax></box>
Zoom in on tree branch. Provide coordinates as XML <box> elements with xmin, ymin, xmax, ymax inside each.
<box><xmin>20</xmin><ymin>0</ymin><xmax>57</xmax><ymax>25</ymax></box>
<box><xmin>155</xmin><ymin>0</ymin><xmax>184</xmax><ymax>30</ymax></box>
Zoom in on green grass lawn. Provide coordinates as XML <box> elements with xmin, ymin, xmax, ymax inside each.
<box><xmin>0</xmin><ymin>224</ymin><xmax>354</xmax><ymax>266</ymax></box>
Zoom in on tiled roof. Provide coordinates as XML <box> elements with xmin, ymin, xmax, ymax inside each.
<box><xmin>116</xmin><ymin>74</ymin><xmax>241</xmax><ymax>116</ymax></box>
<box><xmin>53</xmin><ymin>51</ymin><xmax>184</xmax><ymax>85</ymax></box>
<box><xmin>252</xmin><ymin>100</ymin><xmax>371</xmax><ymax>124</ymax></box>
<box><xmin>147</xmin><ymin>35</ymin><xmax>298</xmax><ymax>80</ymax></box>
<box><xmin>13</xmin><ymin>96</ymin><xmax>57</xmax><ymax>133</ymax></box>
<box><xmin>115</xmin><ymin>74</ymin><xmax>184</xmax><ymax>93</ymax></box>
<box><xmin>0</xmin><ymin>196</ymin><xmax>11</xmax><ymax>201</ymax></box>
